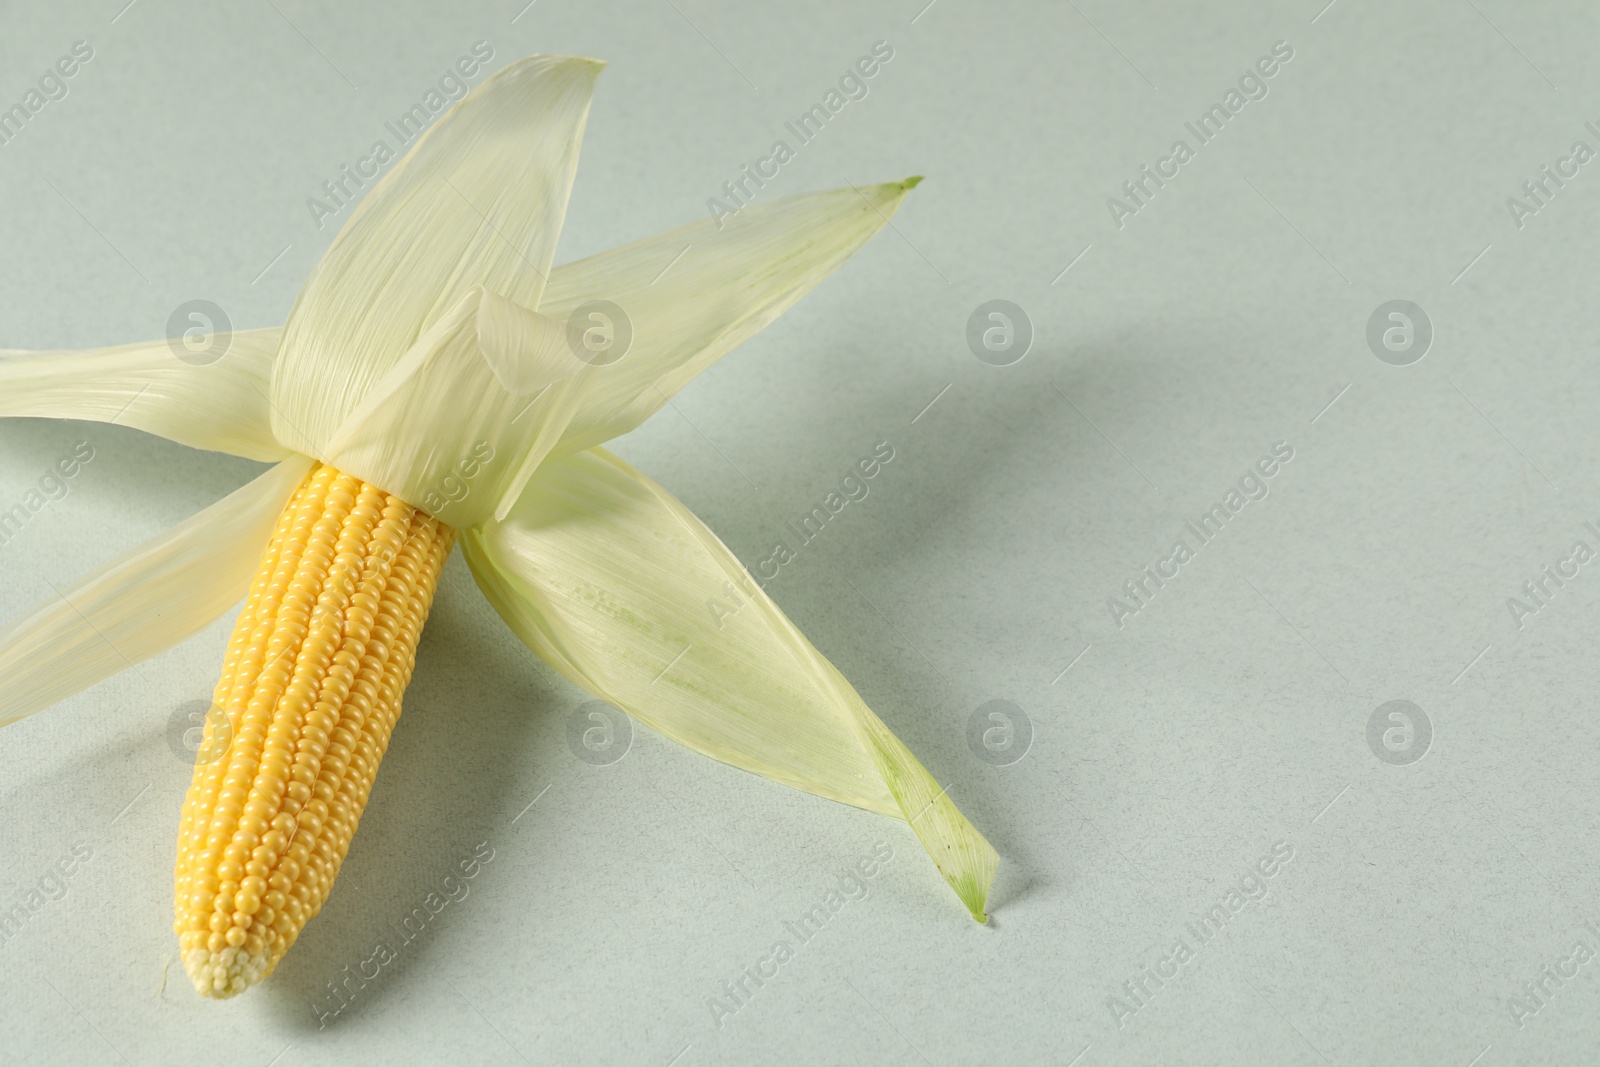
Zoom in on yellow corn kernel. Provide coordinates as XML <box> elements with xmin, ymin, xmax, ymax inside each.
<box><xmin>173</xmin><ymin>462</ymin><xmax>454</xmax><ymax>998</ymax></box>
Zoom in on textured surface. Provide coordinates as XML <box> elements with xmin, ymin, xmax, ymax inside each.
<box><xmin>2</xmin><ymin>0</ymin><xmax>1599</xmax><ymax>1064</ymax></box>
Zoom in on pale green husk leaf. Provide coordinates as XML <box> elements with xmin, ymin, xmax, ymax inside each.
<box><xmin>0</xmin><ymin>330</ymin><xmax>289</xmax><ymax>461</ymax></box>
<box><xmin>541</xmin><ymin>180</ymin><xmax>920</xmax><ymax>457</ymax></box>
<box><xmin>311</xmin><ymin>181</ymin><xmax>919</xmax><ymax>523</ymax></box>
<box><xmin>462</xmin><ymin>446</ymin><xmax>997</xmax><ymax>920</ymax></box>
<box><xmin>0</xmin><ymin>456</ymin><xmax>313</xmax><ymax>726</ymax></box>
<box><xmin>270</xmin><ymin>55</ymin><xmax>601</xmax><ymax>465</ymax></box>
<box><xmin>317</xmin><ymin>286</ymin><xmax>587</xmax><ymax>529</ymax></box>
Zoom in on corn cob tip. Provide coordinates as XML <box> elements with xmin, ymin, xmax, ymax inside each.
<box><xmin>183</xmin><ymin>946</ymin><xmax>270</xmax><ymax>999</ymax></box>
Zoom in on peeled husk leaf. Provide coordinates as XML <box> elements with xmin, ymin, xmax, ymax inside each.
<box><xmin>463</xmin><ymin>446</ymin><xmax>997</xmax><ymax>920</ymax></box>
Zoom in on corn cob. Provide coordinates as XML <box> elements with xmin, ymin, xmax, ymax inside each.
<box><xmin>173</xmin><ymin>462</ymin><xmax>454</xmax><ymax>998</ymax></box>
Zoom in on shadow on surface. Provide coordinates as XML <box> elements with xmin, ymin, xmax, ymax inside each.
<box><xmin>253</xmin><ymin>554</ymin><xmax>560</xmax><ymax>1031</ymax></box>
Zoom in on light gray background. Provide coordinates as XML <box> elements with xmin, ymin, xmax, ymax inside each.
<box><xmin>1</xmin><ymin>0</ymin><xmax>1596</xmax><ymax>1064</ymax></box>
